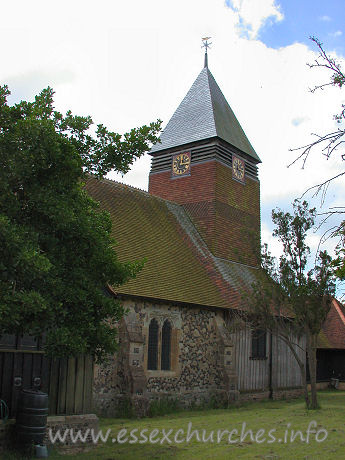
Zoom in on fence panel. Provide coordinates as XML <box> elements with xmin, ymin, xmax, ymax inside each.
<box><xmin>0</xmin><ymin>334</ymin><xmax>93</xmax><ymax>417</ymax></box>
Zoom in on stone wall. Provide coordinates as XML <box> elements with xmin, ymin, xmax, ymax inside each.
<box><xmin>272</xmin><ymin>388</ymin><xmax>304</xmax><ymax>400</ymax></box>
<box><xmin>93</xmin><ymin>298</ymin><xmax>238</xmax><ymax>416</ymax></box>
<box><xmin>93</xmin><ymin>297</ymin><xmax>307</xmax><ymax>417</ymax></box>
<box><xmin>239</xmin><ymin>387</ymin><xmax>304</xmax><ymax>403</ymax></box>
<box><xmin>45</xmin><ymin>414</ymin><xmax>99</xmax><ymax>446</ymax></box>
<box><xmin>239</xmin><ymin>391</ymin><xmax>270</xmax><ymax>402</ymax></box>
<box><xmin>146</xmin><ymin>307</ymin><xmax>221</xmax><ymax>393</ymax></box>
<box><xmin>93</xmin><ymin>318</ymin><xmax>130</xmax><ymax>417</ymax></box>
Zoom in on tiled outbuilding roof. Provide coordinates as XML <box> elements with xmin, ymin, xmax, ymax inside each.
<box><xmin>318</xmin><ymin>298</ymin><xmax>345</xmax><ymax>350</ymax></box>
<box><xmin>150</xmin><ymin>66</ymin><xmax>261</xmax><ymax>163</ymax></box>
<box><xmin>85</xmin><ymin>176</ymin><xmax>258</xmax><ymax>310</ymax></box>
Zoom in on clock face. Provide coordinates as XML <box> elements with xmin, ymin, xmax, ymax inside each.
<box><xmin>172</xmin><ymin>152</ymin><xmax>191</xmax><ymax>176</ymax></box>
<box><xmin>232</xmin><ymin>156</ymin><xmax>245</xmax><ymax>182</ymax></box>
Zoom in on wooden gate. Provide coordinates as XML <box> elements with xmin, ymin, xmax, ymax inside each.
<box><xmin>0</xmin><ymin>334</ymin><xmax>94</xmax><ymax>418</ymax></box>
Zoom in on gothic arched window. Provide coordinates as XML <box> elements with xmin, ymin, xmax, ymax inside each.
<box><xmin>161</xmin><ymin>320</ymin><xmax>172</xmax><ymax>371</ymax></box>
<box><xmin>147</xmin><ymin>319</ymin><xmax>159</xmax><ymax>370</ymax></box>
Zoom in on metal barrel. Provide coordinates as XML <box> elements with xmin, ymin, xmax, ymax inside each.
<box><xmin>16</xmin><ymin>389</ymin><xmax>49</xmax><ymax>445</ymax></box>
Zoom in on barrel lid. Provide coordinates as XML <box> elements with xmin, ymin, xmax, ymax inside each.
<box><xmin>21</xmin><ymin>389</ymin><xmax>48</xmax><ymax>396</ymax></box>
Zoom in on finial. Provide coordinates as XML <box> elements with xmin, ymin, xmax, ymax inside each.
<box><xmin>201</xmin><ymin>37</ymin><xmax>212</xmax><ymax>68</ymax></box>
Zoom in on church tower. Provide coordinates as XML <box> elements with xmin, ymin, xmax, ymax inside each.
<box><xmin>149</xmin><ymin>45</ymin><xmax>261</xmax><ymax>267</ymax></box>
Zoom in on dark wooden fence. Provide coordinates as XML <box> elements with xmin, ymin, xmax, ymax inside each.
<box><xmin>0</xmin><ymin>334</ymin><xmax>93</xmax><ymax>418</ymax></box>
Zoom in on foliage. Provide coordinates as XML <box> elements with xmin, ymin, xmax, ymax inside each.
<box><xmin>0</xmin><ymin>85</ymin><xmax>161</xmax><ymax>361</ymax></box>
<box><xmin>246</xmin><ymin>200</ymin><xmax>336</xmax><ymax>409</ymax></box>
<box><xmin>333</xmin><ymin>232</ymin><xmax>345</xmax><ymax>280</ymax></box>
<box><xmin>250</xmin><ymin>200</ymin><xmax>335</xmax><ymax>330</ymax></box>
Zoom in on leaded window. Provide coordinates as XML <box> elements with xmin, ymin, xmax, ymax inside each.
<box><xmin>148</xmin><ymin>319</ymin><xmax>159</xmax><ymax>370</ymax></box>
<box><xmin>161</xmin><ymin>320</ymin><xmax>171</xmax><ymax>371</ymax></box>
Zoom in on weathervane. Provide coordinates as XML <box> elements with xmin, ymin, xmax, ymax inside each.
<box><xmin>201</xmin><ymin>37</ymin><xmax>212</xmax><ymax>68</ymax></box>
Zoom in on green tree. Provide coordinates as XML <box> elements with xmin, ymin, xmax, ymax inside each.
<box><xmin>246</xmin><ymin>200</ymin><xmax>335</xmax><ymax>409</ymax></box>
<box><xmin>0</xmin><ymin>85</ymin><xmax>161</xmax><ymax>362</ymax></box>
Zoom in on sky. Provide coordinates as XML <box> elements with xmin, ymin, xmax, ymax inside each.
<box><xmin>1</xmin><ymin>0</ymin><xmax>345</xmax><ymax>268</ymax></box>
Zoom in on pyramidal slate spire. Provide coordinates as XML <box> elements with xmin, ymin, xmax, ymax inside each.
<box><xmin>150</xmin><ymin>63</ymin><xmax>260</xmax><ymax>163</ymax></box>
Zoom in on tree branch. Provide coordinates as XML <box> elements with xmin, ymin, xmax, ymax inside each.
<box><xmin>299</xmin><ymin>171</ymin><xmax>345</xmax><ymax>203</ymax></box>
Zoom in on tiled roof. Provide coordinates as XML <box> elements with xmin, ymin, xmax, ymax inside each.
<box><xmin>85</xmin><ymin>176</ymin><xmax>258</xmax><ymax>310</ymax></box>
<box><xmin>150</xmin><ymin>66</ymin><xmax>261</xmax><ymax>163</ymax></box>
<box><xmin>318</xmin><ymin>298</ymin><xmax>345</xmax><ymax>349</ymax></box>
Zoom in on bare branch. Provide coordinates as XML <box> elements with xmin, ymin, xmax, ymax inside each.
<box><xmin>299</xmin><ymin>171</ymin><xmax>345</xmax><ymax>200</ymax></box>
<box><xmin>307</xmin><ymin>36</ymin><xmax>345</xmax><ymax>92</ymax></box>
<box><xmin>308</xmin><ymin>81</ymin><xmax>335</xmax><ymax>93</ymax></box>
<box><xmin>289</xmin><ymin>130</ymin><xmax>345</xmax><ymax>169</ymax></box>
<box><xmin>289</xmin><ymin>37</ymin><xmax>345</xmax><ymax>182</ymax></box>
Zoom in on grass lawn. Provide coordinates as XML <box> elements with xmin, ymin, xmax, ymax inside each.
<box><xmin>2</xmin><ymin>391</ymin><xmax>345</xmax><ymax>459</ymax></box>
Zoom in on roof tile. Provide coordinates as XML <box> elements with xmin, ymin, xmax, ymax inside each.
<box><xmin>85</xmin><ymin>176</ymin><xmax>257</xmax><ymax>310</ymax></box>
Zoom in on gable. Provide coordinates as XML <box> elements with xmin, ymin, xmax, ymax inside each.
<box><xmin>319</xmin><ymin>298</ymin><xmax>345</xmax><ymax>350</ymax></box>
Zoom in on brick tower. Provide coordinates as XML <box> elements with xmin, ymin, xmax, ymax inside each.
<box><xmin>148</xmin><ymin>50</ymin><xmax>261</xmax><ymax>267</ymax></box>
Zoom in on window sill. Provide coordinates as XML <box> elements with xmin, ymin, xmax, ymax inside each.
<box><xmin>249</xmin><ymin>356</ymin><xmax>267</xmax><ymax>360</ymax></box>
<box><xmin>147</xmin><ymin>369</ymin><xmax>177</xmax><ymax>377</ymax></box>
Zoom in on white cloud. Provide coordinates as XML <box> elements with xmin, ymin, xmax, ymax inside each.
<box><xmin>227</xmin><ymin>0</ymin><xmax>283</xmax><ymax>39</ymax></box>
<box><xmin>291</xmin><ymin>116</ymin><xmax>309</xmax><ymax>127</ymax></box>
<box><xmin>320</xmin><ymin>15</ymin><xmax>331</xmax><ymax>22</ymax></box>
<box><xmin>2</xmin><ymin>0</ymin><xmax>345</xmax><ymax>260</ymax></box>
<box><xmin>329</xmin><ymin>30</ymin><xmax>343</xmax><ymax>38</ymax></box>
